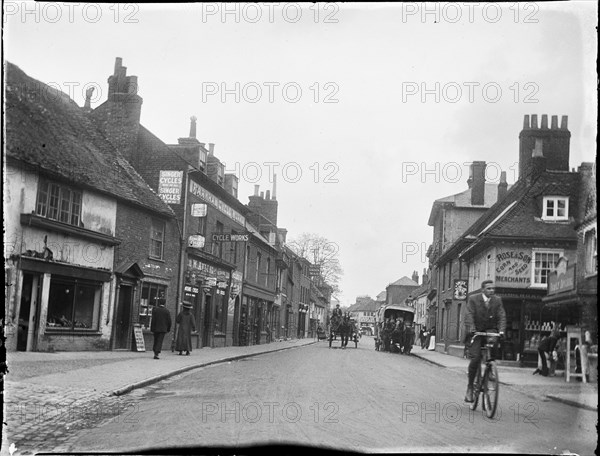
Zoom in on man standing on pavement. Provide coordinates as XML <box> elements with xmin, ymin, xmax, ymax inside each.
<box><xmin>463</xmin><ymin>280</ymin><xmax>506</xmax><ymax>403</ymax></box>
<box><xmin>151</xmin><ymin>299</ymin><xmax>172</xmax><ymax>360</ymax></box>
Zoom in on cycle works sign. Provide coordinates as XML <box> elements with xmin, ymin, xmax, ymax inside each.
<box><xmin>158</xmin><ymin>170</ymin><xmax>183</xmax><ymax>204</ymax></box>
<box><xmin>495</xmin><ymin>248</ymin><xmax>532</xmax><ymax>288</ymax></box>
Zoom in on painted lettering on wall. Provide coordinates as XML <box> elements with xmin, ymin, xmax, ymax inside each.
<box><xmin>495</xmin><ymin>248</ymin><xmax>532</xmax><ymax>287</ymax></box>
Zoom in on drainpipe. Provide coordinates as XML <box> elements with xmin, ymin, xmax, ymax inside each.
<box><xmin>173</xmin><ymin>167</ymin><xmax>192</xmax><ymax>351</ymax></box>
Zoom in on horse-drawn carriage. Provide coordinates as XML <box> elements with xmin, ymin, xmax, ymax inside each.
<box><xmin>329</xmin><ymin>314</ymin><xmax>359</xmax><ymax>348</ymax></box>
<box><xmin>374</xmin><ymin>304</ymin><xmax>415</xmax><ymax>352</ymax></box>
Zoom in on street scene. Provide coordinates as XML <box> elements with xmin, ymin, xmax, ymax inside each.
<box><xmin>2</xmin><ymin>2</ymin><xmax>598</xmax><ymax>455</ymax></box>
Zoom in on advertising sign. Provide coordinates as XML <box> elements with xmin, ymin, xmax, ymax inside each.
<box><xmin>212</xmin><ymin>233</ymin><xmax>249</xmax><ymax>242</ymax></box>
<box><xmin>188</xmin><ymin>235</ymin><xmax>205</xmax><ymax>248</ymax></box>
<box><xmin>191</xmin><ymin>203</ymin><xmax>207</xmax><ymax>217</ymax></box>
<box><xmin>548</xmin><ymin>258</ymin><xmax>575</xmax><ymax>295</ymax></box>
<box><xmin>453</xmin><ymin>279</ymin><xmax>468</xmax><ymax>300</ymax></box>
<box><xmin>158</xmin><ymin>170</ymin><xmax>183</xmax><ymax>204</ymax></box>
<box><xmin>494</xmin><ymin>248</ymin><xmax>532</xmax><ymax>287</ymax></box>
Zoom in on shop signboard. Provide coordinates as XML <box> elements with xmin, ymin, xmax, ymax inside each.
<box><xmin>548</xmin><ymin>258</ymin><xmax>575</xmax><ymax>295</ymax></box>
<box><xmin>453</xmin><ymin>279</ymin><xmax>468</xmax><ymax>300</ymax></box>
<box><xmin>212</xmin><ymin>233</ymin><xmax>249</xmax><ymax>242</ymax></box>
<box><xmin>494</xmin><ymin>248</ymin><xmax>532</xmax><ymax>288</ymax></box>
<box><xmin>133</xmin><ymin>324</ymin><xmax>145</xmax><ymax>352</ymax></box>
<box><xmin>188</xmin><ymin>235</ymin><xmax>205</xmax><ymax>249</ymax></box>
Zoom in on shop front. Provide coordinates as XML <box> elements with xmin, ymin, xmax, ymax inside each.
<box><xmin>185</xmin><ymin>256</ymin><xmax>232</xmax><ymax>348</ymax></box>
<box><xmin>240</xmin><ymin>284</ymin><xmax>275</xmax><ymax>345</ymax></box>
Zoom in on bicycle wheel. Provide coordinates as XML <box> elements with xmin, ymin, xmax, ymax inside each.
<box><xmin>470</xmin><ymin>364</ymin><xmax>482</xmax><ymax>411</ymax></box>
<box><xmin>483</xmin><ymin>362</ymin><xmax>499</xmax><ymax>418</ymax></box>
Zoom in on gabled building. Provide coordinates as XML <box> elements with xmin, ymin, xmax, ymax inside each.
<box><xmin>437</xmin><ymin>115</ymin><xmax>588</xmax><ymax>365</ymax></box>
<box><xmin>426</xmin><ymin>161</ymin><xmax>511</xmax><ymax>350</ymax></box>
<box><xmin>348</xmin><ymin>296</ymin><xmax>379</xmax><ymax>335</ymax></box>
<box><xmin>5</xmin><ymin>61</ymin><xmax>177</xmax><ymax>352</ymax></box>
<box><xmin>385</xmin><ymin>274</ymin><xmax>420</xmax><ymax>307</ymax></box>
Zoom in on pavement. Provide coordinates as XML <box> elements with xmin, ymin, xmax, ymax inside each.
<box><xmin>407</xmin><ymin>343</ymin><xmax>598</xmax><ymax>412</ymax></box>
<box><xmin>1</xmin><ymin>337</ymin><xmax>597</xmax><ymax>455</ymax></box>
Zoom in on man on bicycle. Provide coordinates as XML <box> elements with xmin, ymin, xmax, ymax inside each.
<box><xmin>463</xmin><ymin>280</ymin><xmax>506</xmax><ymax>403</ymax></box>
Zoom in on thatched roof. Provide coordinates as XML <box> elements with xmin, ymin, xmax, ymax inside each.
<box><xmin>5</xmin><ymin>61</ymin><xmax>173</xmax><ymax>217</ymax></box>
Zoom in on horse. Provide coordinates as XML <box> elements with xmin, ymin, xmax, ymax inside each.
<box><xmin>329</xmin><ymin>315</ymin><xmax>352</xmax><ymax>348</ymax></box>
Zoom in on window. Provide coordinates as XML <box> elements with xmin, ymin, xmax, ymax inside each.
<box><xmin>197</xmin><ymin>216</ymin><xmax>206</xmax><ymax>236</ymax></box>
<box><xmin>542</xmin><ymin>196</ymin><xmax>569</xmax><ymax>221</ymax></box>
<box><xmin>36</xmin><ymin>180</ymin><xmax>82</xmax><ymax>226</ymax></box>
<box><xmin>266</xmin><ymin>258</ymin><xmax>271</xmax><ymax>287</ymax></box>
<box><xmin>150</xmin><ymin>219</ymin><xmax>165</xmax><ymax>260</ymax></box>
<box><xmin>256</xmin><ymin>252</ymin><xmax>261</xmax><ymax>283</ymax></box>
<box><xmin>139</xmin><ymin>282</ymin><xmax>167</xmax><ymax>329</ymax></box>
<box><xmin>584</xmin><ymin>227</ymin><xmax>597</xmax><ymax>276</ymax></box>
<box><xmin>532</xmin><ymin>250</ymin><xmax>562</xmax><ymax>286</ymax></box>
<box><xmin>213</xmin><ymin>222</ymin><xmax>224</xmax><ymax>258</ymax></box>
<box><xmin>442</xmin><ymin>265</ymin><xmax>446</xmax><ymax>290</ymax></box>
<box><xmin>46</xmin><ymin>277</ymin><xmax>101</xmax><ymax>331</ymax></box>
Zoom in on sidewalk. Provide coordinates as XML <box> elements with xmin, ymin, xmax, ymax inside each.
<box><xmin>4</xmin><ymin>338</ymin><xmax>317</xmax><ymax>396</ymax></box>
<box><xmin>409</xmin><ymin>345</ymin><xmax>598</xmax><ymax>411</ymax></box>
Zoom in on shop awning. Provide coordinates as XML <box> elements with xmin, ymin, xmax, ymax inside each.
<box><xmin>243</xmin><ymin>283</ymin><xmax>275</xmax><ymax>302</ymax></box>
<box><xmin>542</xmin><ymin>290</ymin><xmax>579</xmax><ymax>307</ymax></box>
<box><xmin>20</xmin><ymin>256</ymin><xmax>112</xmax><ymax>282</ymax></box>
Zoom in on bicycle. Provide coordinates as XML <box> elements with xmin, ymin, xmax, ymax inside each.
<box><xmin>469</xmin><ymin>331</ymin><xmax>501</xmax><ymax>418</ymax></box>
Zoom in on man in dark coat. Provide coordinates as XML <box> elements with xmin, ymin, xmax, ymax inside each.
<box><xmin>463</xmin><ymin>280</ymin><xmax>506</xmax><ymax>403</ymax></box>
<box><xmin>175</xmin><ymin>302</ymin><xmax>196</xmax><ymax>355</ymax></box>
<box><xmin>150</xmin><ymin>300</ymin><xmax>172</xmax><ymax>360</ymax></box>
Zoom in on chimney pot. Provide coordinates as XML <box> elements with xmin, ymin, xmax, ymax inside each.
<box><xmin>114</xmin><ymin>57</ymin><xmax>122</xmax><ymax>73</ymax></box>
<box><xmin>497</xmin><ymin>171</ymin><xmax>508</xmax><ymax>202</ymax></box>
<box><xmin>541</xmin><ymin>114</ymin><xmax>548</xmax><ymax>129</ymax></box>
<box><xmin>470</xmin><ymin>161</ymin><xmax>486</xmax><ymax>205</ymax></box>
<box><xmin>266</xmin><ymin>190</ymin><xmax>271</xmax><ymax>200</ymax></box>
<box><xmin>272</xmin><ymin>174</ymin><xmax>277</xmax><ymax>200</ymax></box>
<box><xmin>260</xmin><ymin>191</ymin><xmax>264</xmax><ymax>199</ymax></box>
<box><xmin>254</xmin><ymin>185</ymin><xmax>260</xmax><ymax>196</ymax></box>
<box><xmin>208</xmin><ymin>143</ymin><xmax>215</xmax><ymax>155</ymax></box>
<box><xmin>531</xmin><ymin>114</ymin><xmax>538</xmax><ymax>129</ymax></box>
<box><xmin>523</xmin><ymin>114</ymin><xmax>530</xmax><ymax>129</ymax></box>
<box><xmin>551</xmin><ymin>115</ymin><xmax>558</xmax><ymax>129</ymax></box>
<box><xmin>189</xmin><ymin>116</ymin><xmax>197</xmax><ymax>138</ymax></box>
<box><xmin>560</xmin><ymin>115</ymin><xmax>568</xmax><ymax>130</ymax></box>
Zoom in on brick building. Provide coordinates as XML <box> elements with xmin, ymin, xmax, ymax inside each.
<box><xmin>438</xmin><ymin>115</ymin><xmax>590</xmax><ymax>365</ymax></box>
<box><xmin>91</xmin><ymin>58</ymin><xmax>248</xmax><ymax>349</ymax></box>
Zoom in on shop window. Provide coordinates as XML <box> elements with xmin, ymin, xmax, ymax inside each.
<box><xmin>139</xmin><ymin>282</ymin><xmax>167</xmax><ymax>329</ymax></box>
<box><xmin>531</xmin><ymin>250</ymin><xmax>562</xmax><ymax>287</ymax></box>
<box><xmin>584</xmin><ymin>227</ymin><xmax>597</xmax><ymax>276</ymax></box>
<box><xmin>542</xmin><ymin>196</ymin><xmax>569</xmax><ymax>221</ymax></box>
<box><xmin>46</xmin><ymin>277</ymin><xmax>101</xmax><ymax>331</ymax></box>
<box><xmin>150</xmin><ymin>219</ymin><xmax>165</xmax><ymax>260</ymax></box>
<box><xmin>36</xmin><ymin>179</ymin><xmax>82</xmax><ymax>226</ymax></box>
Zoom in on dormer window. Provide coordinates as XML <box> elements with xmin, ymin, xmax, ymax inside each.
<box><xmin>542</xmin><ymin>196</ymin><xmax>569</xmax><ymax>221</ymax></box>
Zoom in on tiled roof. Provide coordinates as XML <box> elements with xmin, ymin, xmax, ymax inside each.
<box><xmin>428</xmin><ymin>183</ymin><xmax>512</xmax><ymax>226</ymax></box>
<box><xmin>5</xmin><ymin>62</ymin><xmax>173</xmax><ymax>217</ymax></box>
<box><xmin>442</xmin><ymin>170</ymin><xmax>581</xmax><ymax>262</ymax></box>
<box><xmin>389</xmin><ymin>276</ymin><xmax>419</xmax><ymax>286</ymax></box>
<box><xmin>376</xmin><ymin>290</ymin><xmax>387</xmax><ymax>301</ymax></box>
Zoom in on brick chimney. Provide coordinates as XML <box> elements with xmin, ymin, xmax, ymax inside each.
<box><xmin>94</xmin><ymin>57</ymin><xmax>143</xmax><ymax>165</ymax></box>
<box><xmin>470</xmin><ymin>161</ymin><xmax>486</xmax><ymax>205</ymax></box>
<box><xmin>497</xmin><ymin>171</ymin><xmax>508</xmax><ymax>202</ymax></box>
<box><xmin>422</xmin><ymin>268</ymin><xmax>429</xmax><ymax>285</ymax></box>
<box><xmin>412</xmin><ymin>270</ymin><xmax>419</xmax><ymax>284</ymax></box>
<box><xmin>519</xmin><ymin>114</ymin><xmax>570</xmax><ymax>179</ymax></box>
<box><xmin>175</xmin><ymin>117</ymin><xmax>207</xmax><ymax>173</ymax></box>
<box><xmin>224</xmin><ymin>174</ymin><xmax>238</xmax><ymax>198</ymax></box>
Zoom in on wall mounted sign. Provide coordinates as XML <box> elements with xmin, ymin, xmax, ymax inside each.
<box><xmin>494</xmin><ymin>248</ymin><xmax>532</xmax><ymax>288</ymax></box>
<box><xmin>158</xmin><ymin>170</ymin><xmax>183</xmax><ymax>204</ymax></box>
<box><xmin>453</xmin><ymin>279</ymin><xmax>468</xmax><ymax>300</ymax></box>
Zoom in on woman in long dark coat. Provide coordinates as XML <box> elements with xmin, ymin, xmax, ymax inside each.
<box><xmin>176</xmin><ymin>302</ymin><xmax>196</xmax><ymax>355</ymax></box>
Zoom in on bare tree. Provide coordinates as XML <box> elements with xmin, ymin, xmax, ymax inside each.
<box><xmin>287</xmin><ymin>233</ymin><xmax>343</xmax><ymax>297</ymax></box>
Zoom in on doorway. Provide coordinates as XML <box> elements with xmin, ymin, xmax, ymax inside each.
<box><xmin>202</xmin><ymin>295</ymin><xmax>212</xmax><ymax>347</ymax></box>
<box><xmin>115</xmin><ymin>285</ymin><xmax>133</xmax><ymax>349</ymax></box>
<box><xmin>18</xmin><ymin>273</ymin><xmax>41</xmax><ymax>351</ymax></box>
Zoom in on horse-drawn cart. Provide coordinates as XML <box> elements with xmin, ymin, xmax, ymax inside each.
<box><xmin>329</xmin><ymin>315</ymin><xmax>359</xmax><ymax>348</ymax></box>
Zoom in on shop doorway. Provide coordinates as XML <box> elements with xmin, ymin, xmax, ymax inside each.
<box><xmin>202</xmin><ymin>295</ymin><xmax>212</xmax><ymax>347</ymax></box>
<box><xmin>18</xmin><ymin>273</ymin><xmax>41</xmax><ymax>351</ymax></box>
<box><xmin>115</xmin><ymin>285</ymin><xmax>133</xmax><ymax>349</ymax></box>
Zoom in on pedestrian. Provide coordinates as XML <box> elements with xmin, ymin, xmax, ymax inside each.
<box><xmin>427</xmin><ymin>327</ymin><xmax>436</xmax><ymax>350</ymax></box>
<box><xmin>533</xmin><ymin>328</ymin><xmax>559</xmax><ymax>376</ymax></box>
<box><xmin>150</xmin><ymin>299</ymin><xmax>172</xmax><ymax>360</ymax></box>
<box><xmin>175</xmin><ymin>301</ymin><xmax>196</xmax><ymax>356</ymax></box>
<box><xmin>421</xmin><ymin>327</ymin><xmax>428</xmax><ymax>349</ymax></box>
<box><xmin>462</xmin><ymin>280</ymin><xmax>506</xmax><ymax>403</ymax></box>
<box><xmin>404</xmin><ymin>322</ymin><xmax>415</xmax><ymax>355</ymax></box>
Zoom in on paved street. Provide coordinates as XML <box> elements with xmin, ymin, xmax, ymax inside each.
<box><xmin>21</xmin><ymin>341</ymin><xmax>594</xmax><ymax>455</ymax></box>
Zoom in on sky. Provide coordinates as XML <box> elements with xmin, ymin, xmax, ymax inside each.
<box><xmin>4</xmin><ymin>2</ymin><xmax>597</xmax><ymax>306</ymax></box>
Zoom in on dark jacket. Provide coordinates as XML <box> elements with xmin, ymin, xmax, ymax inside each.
<box><xmin>151</xmin><ymin>305</ymin><xmax>172</xmax><ymax>333</ymax></box>
<box><xmin>463</xmin><ymin>293</ymin><xmax>506</xmax><ymax>334</ymax></box>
